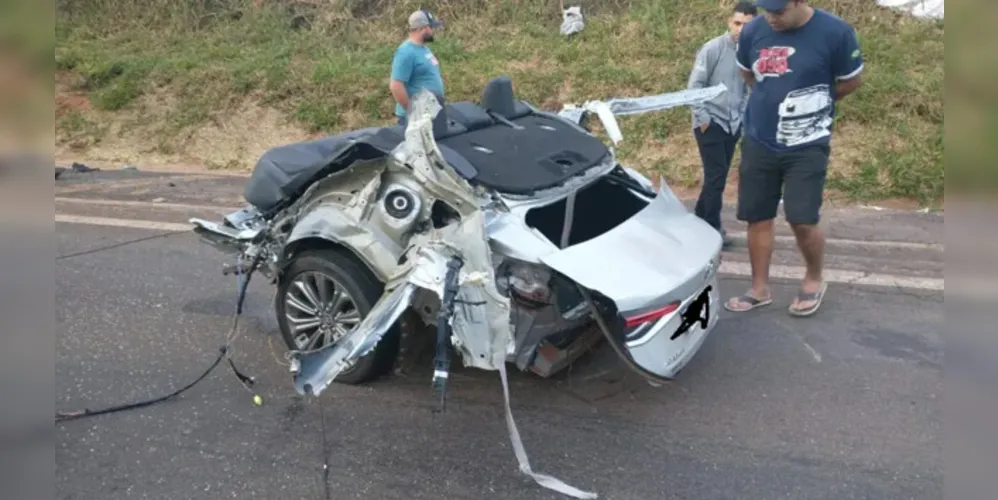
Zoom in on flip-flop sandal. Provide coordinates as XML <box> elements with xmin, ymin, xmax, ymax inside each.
<box><xmin>723</xmin><ymin>293</ymin><xmax>773</xmax><ymax>312</ymax></box>
<box><xmin>788</xmin><ymin>282</ymin><xmax>828</xmax><ymax>317</ymax></box>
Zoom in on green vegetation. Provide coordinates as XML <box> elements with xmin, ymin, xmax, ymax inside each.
<box><xmin>944</xmin><ymin>1</ymin><xmax>997</xmax><ymax>200</ymax></box>
<box><xmin>2</xmin><ymin>1</ymin><xmax>54</xmax><ymax>148</ymax></box>
<box><xmin>55</xmin><ymin>0</ymin><xmax>943</xmax><ymax>205</ymax></box>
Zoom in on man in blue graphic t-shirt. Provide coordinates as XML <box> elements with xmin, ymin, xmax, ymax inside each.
<box><xmin>389</xmin><ymin>9</ymin><xmax>445</xmax><ymax>126</ymax></box>
<box><xmin>724</xmin><ymin>0</ymin><xmax>863</xmax><ymax>317</ymax></box>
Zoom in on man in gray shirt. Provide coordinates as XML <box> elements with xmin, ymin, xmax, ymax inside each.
<box><xmin>687</xmin><ymin>1</ymin><xmax>757</xmax><ymax>246</ymax></box>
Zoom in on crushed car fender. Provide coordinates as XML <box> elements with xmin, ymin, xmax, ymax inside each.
<box><xmin>291</xmin><ymin>93</ymin><xmax>512</xmax><ymax>396</ymax></box>
<box><xmin>289</xmin><ymin>90</ymin><xmax>599</xmax><ymax>499</ymax></box>
<box><xmin>292</xmin><ymin>208</ymin><xmax>515</xmax><ymax>396</ymax></box>
<box><xmin>292</xmin><ymin>282</ymin><xmax>418</xmax><ymax>395</ymax></box>
<box><xmin>402</xmin><ymin>210</ymin><xmax>515</xmax><ymax>370</ymax></box>
<box><xmin>286</xmin><ymin>204</ymin><xmax>404</xmax><ymax>282</ymax></box>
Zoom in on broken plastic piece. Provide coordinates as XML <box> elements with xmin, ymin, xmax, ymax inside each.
<box><xmin>558</xmin><ymin>83</ymin><xmax>729</xmax><ymax>144</ymax></box>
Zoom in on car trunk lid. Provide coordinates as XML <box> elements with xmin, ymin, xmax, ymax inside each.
<box><xmin>538</xmin><ymin>185</ymin><xmax>721</xmax><ymax>313</ymax></box>
<box><xmin>538</xmin><ymin>184</ymin><xmax>722</xmax><ymax>382</ymax></box>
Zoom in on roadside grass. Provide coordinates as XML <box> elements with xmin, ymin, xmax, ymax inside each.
<box><xmin>55</xmin><ymin>0</ymin><xmax>944</xmax><ymax>204</ymax></box>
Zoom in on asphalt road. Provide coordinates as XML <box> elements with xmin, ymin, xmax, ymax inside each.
<box><xmin>55</xmin><ymin>170</ymin><xmax>944</xmax><ymax>500</ymax></box>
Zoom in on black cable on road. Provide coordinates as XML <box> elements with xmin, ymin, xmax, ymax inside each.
<box><xmin>56</xmin><ymin>230</ymin><xmax>188</xmax><ymax>260</ymax></box>
<box><xmin>55</xmin><ymin>347</ymin><xmax>228</xmax><ymax>422</ymax></box>
<box><xmin>318</xmin><ymin>400</ymin><xmax>332</xmax><ymax>500</ymax></box>
<box><xmin>55</xmin><ymin>254</ymin><xmax>263</xmax><ymax>423</ymax></box>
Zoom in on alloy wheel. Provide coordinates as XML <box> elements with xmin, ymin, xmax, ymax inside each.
<box><xmin>284</xmin><ymin>271</ymin><xmax>362</xmax><ymax>351</ymax></box>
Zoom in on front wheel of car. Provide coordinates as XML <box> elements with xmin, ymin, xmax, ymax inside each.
<box><xmin>275</xmin><ymin>248</ymin><xmax>400</xmax><ymax>385</ymax></box>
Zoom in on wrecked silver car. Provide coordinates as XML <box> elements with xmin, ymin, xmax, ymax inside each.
<box><xmin>191</xmin><ymin>76</ymin><xmax>727</xmax><ymax>391</ymax></box>
<box><xmin>190</xmin><ymin>77</ymin><xmax>726</xmax><ymax>497</ymax></box>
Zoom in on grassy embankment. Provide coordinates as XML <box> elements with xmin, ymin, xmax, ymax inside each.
<box><xmin>55</xmin><ymin>0</ymin><xmax>944</xmax><ymax>205</ymax></box>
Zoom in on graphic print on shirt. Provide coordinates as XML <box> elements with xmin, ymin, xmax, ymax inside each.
<box><xmin>752</xmin><ymin>46</ymin><xmax>795</xmax><ymax>82</ymax></box>
<box><xmin>776</xmin><ymin>84</ymin><xmax>833</xmax><ymax>147</ymax></box>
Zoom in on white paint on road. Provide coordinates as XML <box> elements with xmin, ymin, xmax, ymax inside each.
<box><xmin>55</xmin><ymin>196</ymin><xmax>242</xmax><ymax>213</ymax></box>
<box><xmin>55</xmin><ymin>214</ymin><xmax>192</xmax><ymax>232</ymax></box>
<box><xmin>725</xmin><ymin>231</ymin><xmax>943</xmax><ymax>252</ymax></box>
<box><xmin>54</xmin><ymin>212</ymin><xmax>945</xmax><ymax>292</ymax></box>
<box><xmin>717</xmin><ymin>260</ymin><xmax>943</xmax><ymax>291</ymax></box>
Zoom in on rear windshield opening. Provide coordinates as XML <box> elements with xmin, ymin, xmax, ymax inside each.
<box><xmin>525</xmin><ymin>175</ymin><xmax>650</xmax><ymax>249</ymax></box>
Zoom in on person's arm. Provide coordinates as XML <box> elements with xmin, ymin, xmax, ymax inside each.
<box><xmin>831</xmin><ymin>26</ymin><xmax>864</xmax><ymax>100</ymax></box>
<box><xmin>389</xmin><ymin>51</ymin><xmax>414</xmax><ymax>112</ymax></box>
<box><xmin>389</xmin><ymin>80</ymin><xmax>409</xmax><ymax>111</ymax></box>
<box><xmin>687</xmin><ymin>41</ymin><xmax>716</xmax><ymax>132</ymax></box>
<box><xmin>735</xmin><ymin>27</ymin><xmax>755</xmax><ymax>89</ymax></box>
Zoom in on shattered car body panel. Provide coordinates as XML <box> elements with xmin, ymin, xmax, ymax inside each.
<box><xmin>398</xmin><ymin>211</ymin><xmax>515</xmax><ymax>372</ymax></box>
<box><xmin>190</xmin><ymin>78</ymin><xmax>730</xmax><ymax>500</ymax></box>
<box><xmin>294</xmin><ymin>96</ymin><xmax>518</xmax><ymax>394</ymax></box>
<box><xmin>557</xmin><ymin>83</ymin><xmax>728</xmax><ymax>144</ymax></box>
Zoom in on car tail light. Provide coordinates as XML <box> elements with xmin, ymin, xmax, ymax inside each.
<box><xmin>624</xmin><ymin>301</ymin><xmax>681</xmax><ymax>329</ymax></box>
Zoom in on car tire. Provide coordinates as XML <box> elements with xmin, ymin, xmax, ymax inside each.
<box><xmin>275</xmin><ymin>248</ymin><xmax>400</xmax><ymax>385</ymax></box>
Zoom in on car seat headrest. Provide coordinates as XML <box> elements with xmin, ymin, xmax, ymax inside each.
<box><xmin>482</xmin><ymin>76</ymin><xmax>520</xmax><ymax>118</ymax></box>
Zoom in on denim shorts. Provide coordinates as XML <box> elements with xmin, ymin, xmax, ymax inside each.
<box><xmin>736</xmin><ymin>136</ymin><xmax>830</xmax><ymax>225</ymax></box>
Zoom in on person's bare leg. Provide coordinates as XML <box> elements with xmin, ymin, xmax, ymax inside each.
<box><xmin>726</xmin><ymin>218</ymin><xmax>775</xmax><ymax>311</ymax></box>
<box><xmin>725</xmin><ymin>136</ymin><xmax>779</xmax><ymax>312</ymax></box>
<box><xmin>790</xmin><ymin>222</ymin><xmax>825</xmax><ymax>309</ymax></box>
<box><xmin>747</xmin><ymin>219</ymin><xmax>775</xmax><ymax>298</ymax></box>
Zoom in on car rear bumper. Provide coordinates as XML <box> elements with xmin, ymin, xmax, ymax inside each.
<box><xmin>624</xmin><ymin>276</ymin><xmax>720</xmax><ymax>379</ymax></box>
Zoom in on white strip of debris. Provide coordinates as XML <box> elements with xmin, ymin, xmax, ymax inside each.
<box><xmin>876</xmin><ymin>0</ymin><xmax>943</xmax><ymax>19</ymax></box>
<box><xmin>499</xmin><ymin>362</ymin><xmax>599</xmax><ymax>498</ymax></box>
<box><xmin>558</xmin><ymin>84</ymin><xmax>728</xmax><ymax>144</ymax></box>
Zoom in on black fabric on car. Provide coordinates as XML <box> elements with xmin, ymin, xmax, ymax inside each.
<box><xmin>243</xmin><ymin>127</ymin><xmax>404</xmax><ymax>212</ymax></box>
<box><xmin>438</xmin><ymin>113</ymin><xmax>610</xmax><ymax>194</ymax></box>
<box><xmin>243</xmin><ymin>123</ymin><xmax>489</xmax><ymax>212</ymax></box>
<box><xmin>428</xmin><ymin>91</ymin><xmax>460</xmax><ymax>139</ymax></box>
<box><xmin>243</xmin><ymin>77</ymin><xmax>608</xmax><ymax>209</ymax></box>
<box><xmin>438</xmin><ymin>143</ymin><xmax>479</xmax><ymax>180</ymax></box>
<box><xmin>445</xmin><ymin>102</ymin><xmax>495</xmax><ymax>131</ymax></box>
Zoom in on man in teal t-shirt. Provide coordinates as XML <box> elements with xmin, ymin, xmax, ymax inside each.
<box><xmin>389</xmin><ymin>9</ymin><xmax>445</xmax><ymax>125</ymax></box>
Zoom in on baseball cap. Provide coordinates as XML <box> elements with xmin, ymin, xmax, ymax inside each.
<box><xmin>754</xmin><ymin>0</ymin><xmax>790</xmax><ymax>10</ymax></box>
<box><xmin>408</xmin><ymin>9</ymin><xmax>444</xmax><ymax>29</ymax></box>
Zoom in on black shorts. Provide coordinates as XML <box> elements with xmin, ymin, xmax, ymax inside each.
<box><xmin>736</xmin><ymin>136</ymin><xmax>830</xmax><ymax>225</ymax></box>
